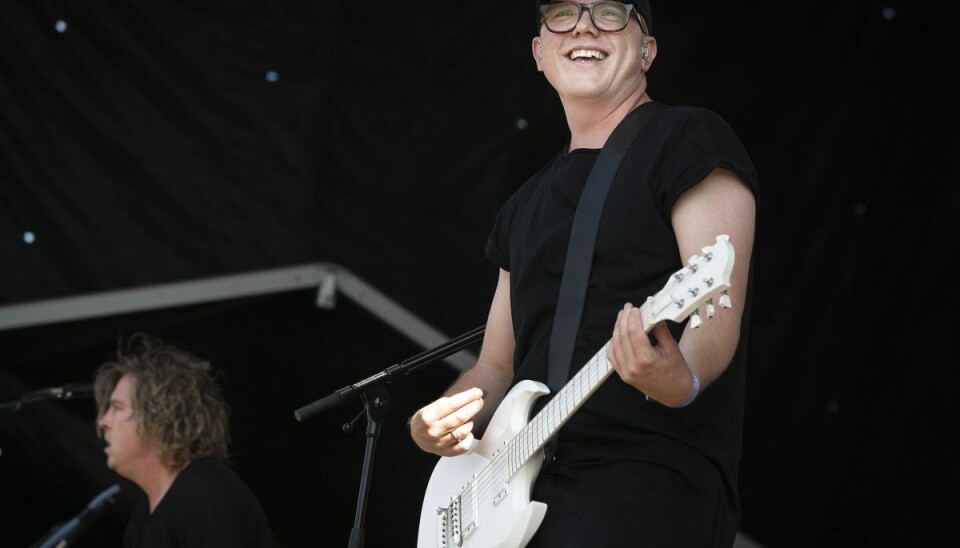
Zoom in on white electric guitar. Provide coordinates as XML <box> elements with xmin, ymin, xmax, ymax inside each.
<box><xmin>417</xmin><ymin>235</ymin><xmax>736</xmax><ymax>548</ymax></box>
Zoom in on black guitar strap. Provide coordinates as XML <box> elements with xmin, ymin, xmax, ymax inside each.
<box><xmin>542</xmin><ymin>101</ymin><xmax>667</xmax><ymax>464</ymax></box>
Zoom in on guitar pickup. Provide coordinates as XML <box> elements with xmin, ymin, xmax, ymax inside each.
<box><xmin>493</xmin><ymin>483</ymin><xmax>509</xmax><ymax>506</ymax></box>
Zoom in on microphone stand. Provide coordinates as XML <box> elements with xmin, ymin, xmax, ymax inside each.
<box><xmin>1</xmin><ymin>384</ymin><xmax>95</xmax><ymax>457</ymax></box>
<box><xmin>32</xmin><ymin>484</ymin><xmax>121</xmax><ymax>548</ymax></box>
<box><xmin>293</xmin><ymin>324</ymin><xmax>484</xmax><ymax>548</ymax></box>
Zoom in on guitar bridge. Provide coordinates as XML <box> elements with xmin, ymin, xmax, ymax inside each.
<box><xmin>436</xmin><ymin>495</ymin><xmax>463</xmax><ymax>547</ymax></box>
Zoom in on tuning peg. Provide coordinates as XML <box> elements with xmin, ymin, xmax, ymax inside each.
<box><xmin>706</xmin><ymin>298</ymin><xmax>716</xmax><ymax>318</ymax></box>
<box><xmin>719</xmin><ymin>290</ymin><xmax>732</xmax><ymax>309</ymax></box>
<box><xmin>689</xmin><ymin>309</ymin><xmax>703</xmax><ymax>329</ymax></box>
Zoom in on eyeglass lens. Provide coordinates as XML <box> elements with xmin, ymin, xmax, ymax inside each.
<box><xmin>541</xmin><ymin>2</ymin><xmax>631</xmax><ymax>33</ymax></box>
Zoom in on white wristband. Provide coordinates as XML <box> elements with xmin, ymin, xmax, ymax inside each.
<box><xmin>667</xmin><ymin>369</ymin><xmax>700</xmax><ymax>408</ymax></box>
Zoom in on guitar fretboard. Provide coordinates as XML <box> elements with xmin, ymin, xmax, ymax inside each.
<box><xmin>504</xmin><ymin>339</ymin><xmax>611</xmax><ymax>477</ymax></box>
<box><xmin>503</xmin><ymin>299</ymin><xmax>656</xmax><ymax>478</ymax></box>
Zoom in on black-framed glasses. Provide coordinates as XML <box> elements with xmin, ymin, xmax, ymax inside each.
<box><xmin>539</xmin><ymin>2</ymin><xmax>647</xmax><ymax>34</ymax></box>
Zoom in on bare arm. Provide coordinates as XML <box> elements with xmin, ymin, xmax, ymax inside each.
<box><xmin>409</xmin><ymin>269</ymin><xmax>516</xmax><ymax>456</ymax></box>
<box><xmin>608</xmin><ymin>168</ymin><xmax>756</xmax><ymax>405</ymax></box>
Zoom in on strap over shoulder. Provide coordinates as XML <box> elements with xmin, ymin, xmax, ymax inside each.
<box><xmin>546</xmin><ymin>100</ymin><xmax>668</xmax><ymax>393</ymax></box>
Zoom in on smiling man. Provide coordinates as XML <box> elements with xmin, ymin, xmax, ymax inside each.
<box><xmin>410</xmin><ymin>2</ymin><xmax>759</xmax><ymax>547</ymax></box>
<box><xmin>95</xmin><ymin>333</ymin><xmax>276</xmax><ymax>548</ymax></box>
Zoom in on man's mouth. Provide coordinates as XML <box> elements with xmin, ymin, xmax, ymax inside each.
<box><xmin>569</xmin><ymin>49</ymin><xmax>607</xmax><ymax>61</ymax></box>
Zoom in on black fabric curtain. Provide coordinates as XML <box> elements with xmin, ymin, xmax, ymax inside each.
<box><xmin>1</xmin><ymin>1</ymin><xmax>955</xmax><ymax>547</ymax></box>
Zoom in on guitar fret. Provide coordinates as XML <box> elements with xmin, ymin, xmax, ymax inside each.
<box><xmin>528</xmin><ymin>421</ymin><xmax>535</xmax><ymax>460</ymax></box>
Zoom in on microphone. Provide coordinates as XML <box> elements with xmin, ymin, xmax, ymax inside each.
<box><xmin>36</xmin><ymin>484</ymin><xmax>121</xmax><ymax>548</ymax></box>
<box><xmin>43</xmin><ymin>383</ymin><xmax>95</xmax><ymax>401</ymax></box>
<box><xmin>0</xmin><ymin>383</ymin><xmax>96</xmax><ymax>412</ymax></box>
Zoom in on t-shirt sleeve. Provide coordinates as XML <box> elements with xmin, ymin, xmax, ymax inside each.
<box><xmin>651</xmin><ymin>107</ymin><xmax>759</xmax><ymax>216</ymax></box>
<box><xmin>485</xmin><ymin>205</ymin><xmax>511</xmax><ymax>271</ymax></box>
<box><xmin>484</xmin><ymin>172</ymin><xmax>543</xmax><ymax>272</ymax></box>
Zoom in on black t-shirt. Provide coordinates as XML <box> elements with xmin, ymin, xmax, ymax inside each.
<box><xmin>485</xmin><ymin>103</ymin><xmax>759</xmax><ymax>545</ymax></box>
<box><xmin>123</xmin><ymin>458</ymin><xmax>276</xmax><ymax>548</ymax></box>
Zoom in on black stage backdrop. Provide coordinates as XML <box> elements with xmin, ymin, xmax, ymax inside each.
<box><xmin>1</xmin><ymin>1</ymin><xmax>957</xmax><ymax>547</ymax></box>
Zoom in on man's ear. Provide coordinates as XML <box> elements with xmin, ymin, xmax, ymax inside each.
<box><xmin>532</xmin><ymin>37</ymin><xmax>543</xmax><ymax>71</ymax></box>
<box><xmin>641</xmin><ymin>36</ymin><xmax>658</xmax><ymax>69</ymax></box>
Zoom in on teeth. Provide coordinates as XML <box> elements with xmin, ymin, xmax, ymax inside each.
<box><xmin>570</xmin><ymin>49</ymin><xmax>606</xmax><ymax>60</ymax></box>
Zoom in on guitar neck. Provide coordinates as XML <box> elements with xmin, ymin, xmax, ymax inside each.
<box><xmin>499</xmin><ymin>234</ymin><xmax>734</xmax><ymax>480</ymax></box>
<box><xmin>503</xmin><ymin>299</ymin><xmax>655</xmax><ymax>478</ymax></box>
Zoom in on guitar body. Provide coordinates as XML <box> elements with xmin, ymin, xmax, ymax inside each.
<box><xmin>417</xmin><ymin>380</ymin><xmax>550</xmax><ymax>548</ymax></box>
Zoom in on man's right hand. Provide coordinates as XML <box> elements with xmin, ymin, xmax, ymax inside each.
<box><xmin>409</xmin><ymin>387</ymin><xmax>485</xmax><ymax>456</ymax></box>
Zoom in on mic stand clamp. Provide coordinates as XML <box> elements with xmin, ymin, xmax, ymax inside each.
<box><xmin>346</xmin><ymin>383</ymin><xmax>390</xmax><ymax>548</ymax></box>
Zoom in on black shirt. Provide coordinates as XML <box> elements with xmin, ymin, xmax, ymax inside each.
<box><xmin>124</xmin><ymin>458</ymin><xmax>275</xmax><ymax>548</ymax></box>
<box><xmin>486</xmin><ymin>103</ymin><xmax>759</xmax><ymax>546</ymax></box>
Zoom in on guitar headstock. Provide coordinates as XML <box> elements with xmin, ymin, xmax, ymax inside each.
<box><xmin>644</xmin><ymin>235</ymin><xmax>735</xmax><ymax>329</ymax></box>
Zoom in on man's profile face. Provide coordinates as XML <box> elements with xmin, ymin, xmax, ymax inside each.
<box><xmin>98</xmin><ymin>374</ymin><xmax>154</xmax><ymax>478</ymax></box>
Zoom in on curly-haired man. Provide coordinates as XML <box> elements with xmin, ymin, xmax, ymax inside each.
<box><xmin>95</xmin><ymin>333</ymin><xmax>275</xmax><ymax>548</ymax></box>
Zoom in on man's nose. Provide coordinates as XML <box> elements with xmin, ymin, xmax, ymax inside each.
<box><xmin>573</xmin><ymin>7</ymin><xmax>599</xmax><ymax>33</ymax></box>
